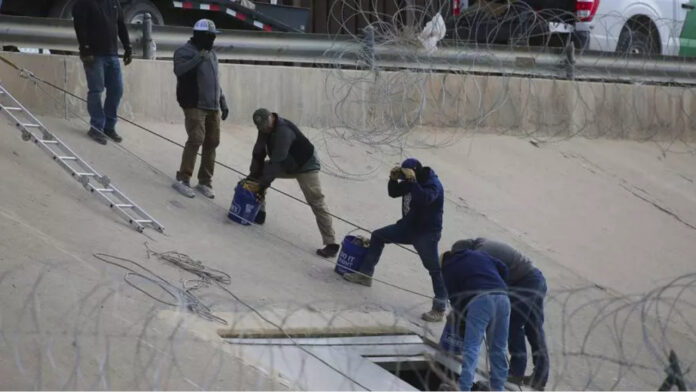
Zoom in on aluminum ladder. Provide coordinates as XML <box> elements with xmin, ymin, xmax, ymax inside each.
<box><xmin>0</xmin><ymin>83</ymin><xmax>164</xmax><ymax>233</ymax></box>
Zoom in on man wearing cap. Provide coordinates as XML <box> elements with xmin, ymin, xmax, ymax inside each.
<box><xmin>72</xmin><ymin>0</ymin><xmax>133</xmax><ymax>145</ymax></box>
<box><xmin>248</xmin><ymin>108</ymin><xmax>339</xmax><ymax>258</ymax></box>
<box><xmin>451</xmin><ymin>238</ymin><xmax>549</xmax><ymax>390</ymax></box>
<box><xmin>342</xmin><ymin>159</ymin><xmax>448</xmax><ymax>322</ymax></box>
<box><xmin>172</xmin><ymin>19</ymin><xmax>229</xmax><ymax>199</ymax></box>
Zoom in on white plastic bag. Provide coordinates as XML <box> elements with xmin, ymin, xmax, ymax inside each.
<box><xmin>418</xmin><ymin>12</ymin><xmax>446</xmax><ymax>53</ymax></box>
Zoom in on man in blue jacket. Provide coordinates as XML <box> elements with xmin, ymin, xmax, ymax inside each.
<box><xmin>343</xmin><ymin>158</ymin><xmax>448</xmax><ymax>322</ymax></box>
<box><xmin>441</xmin><ymin>248</ymin><xmax>510</xmax><ymax>391</ymax></box>
<box><xmin>452</xmin><ymin>238</ymin><xmax>549</xmax><ymax>390</ymax></box>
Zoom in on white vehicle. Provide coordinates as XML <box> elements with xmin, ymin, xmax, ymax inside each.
<box><xmin>577</xmin><ymin>0</ymin><xmax>696</xmax><ymax>56</ymax></box>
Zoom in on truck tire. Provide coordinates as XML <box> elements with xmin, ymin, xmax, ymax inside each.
<box><xmin>123</xmin><ymin>0</ymin><xmax>164</xmax><ymax>25</ymax></box>
<box><xmin>616</xmin><ymin>22</ymin><xmax>659</xmax><ymax>56</ymax></box>
<box><xmin>48</xmin><ymin>0</ymin><xmax>79</xmax><ymax>19</ymax></box>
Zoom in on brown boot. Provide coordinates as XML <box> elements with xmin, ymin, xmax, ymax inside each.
<box><xmin>421</xmin><ymin>309</ymin><xmax>446</xmax><ymax>322</ymax></box>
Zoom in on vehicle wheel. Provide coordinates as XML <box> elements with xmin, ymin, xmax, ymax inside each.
<box><xmin>123</xmin><ymin>0</ymin><xmax>164</xmax><ymax>25</ymax></box>
<box><xmin>616</xmin><ymin>23</ymin><xmax>659</xmax><ymax>56</ymax></box>
<box><xmin>48</xmin><ymin>0</ymin><xmax>80</xmax><ymax>19</ymax></box>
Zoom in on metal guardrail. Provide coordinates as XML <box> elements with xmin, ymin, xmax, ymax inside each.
<box><xmin>2</xmin><ymin>14</ymin><xmax>696</xmax><ymax>84</ymax></box>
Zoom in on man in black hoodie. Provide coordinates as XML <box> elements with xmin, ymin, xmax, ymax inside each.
<box><xmin>248</xmin><ymin>108</ymin><xmax>338</xmax><ymax>258</ymax></box>
<box><xmin>72</xmin><ymin>0</ymin><xmax>132</xmax><ymax>145</ymax></box>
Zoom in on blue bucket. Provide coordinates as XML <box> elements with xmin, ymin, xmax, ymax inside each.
<box><xmin>334</xmin><ymin>235</ymin><xmax>369</xmax><ymax>275</ymax></box>
<box><xmin>228</xmin><ymin>184</ymin><xmax>261</xmax><ymax>225</ymax></box>
<box><xmin>439</xmin><ymin>319</ymin><xmax>465</xmax><ymax>356</ymax></box>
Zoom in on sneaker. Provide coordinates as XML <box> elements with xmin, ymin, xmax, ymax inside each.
<box><xmin>87</xmin><ymin>128</ymin><xmax>107</xmax><ymax>145</ymax></box>
<box><xmin>421</xmin><ymin>309</ymin><xmax>446</xmax><ymax>322</ymax></box>
<box><xmin>523</xmin><ymin>375</ymin><xmax>545</xmax><ymax>391</ymax></box>
<box><xmin>531</xmin><ymin>384</ymin><xmax>545</xmax><ymax>391</ymax></box>
<box><xmin>316</xmin><ymin>244</ymin><xmax>340</xmax><ymax>258</ymax></box>
<box><xmin>104</xmin><ymin>128</ymin><xmax>122</xmax><ymax>143</ymax></box>
<box><xmin>195</xmin><ymin>183</ymin><xmax>215</xmax><ymax>199</ymax></box>
<box><xmin>343</xmin><ymin>272</ymin><xmax>372</xmax><ymax>287</ymax></box>
<box><xmin>254</xmin><ymin>210</ymin><xmax>266</xmax><ymax>225</ymax></box>
<box><xmin>172</xmin><ymin>181</ymin><xmax>195</xmax><ymax>198</ymax></box>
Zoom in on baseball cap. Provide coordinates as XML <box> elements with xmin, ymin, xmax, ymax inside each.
<box><xmin>193</xmin><ymin>19</ymin><xmax>220</xmax><ymax>34</ymax></box>
<box><xmin>401</xmin><ymin>158</ymin><xmax>422</xmax><ymax>170</ymax></box>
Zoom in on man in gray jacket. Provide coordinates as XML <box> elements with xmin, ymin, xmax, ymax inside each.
<box><xmin>172</xmin><ymin>19</ymin><xmax>229</xmax><ymax>199</ymax></box>
<box><xmin>452</xmin><ymin>238</ymin><xmax>549</xmax><ymax>391</ymax></box>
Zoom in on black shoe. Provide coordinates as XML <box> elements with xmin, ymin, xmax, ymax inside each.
<box><xmin>523</xmin><ymin>375</ymin><xmax>545</xmax><ymax>391</ymax></box>
<box><xmin>104</xmin><ymin>128</ymin><xmax>122</xmax><ymax>143</ymax></box>
<box><xmin>254</xmin><ymin>210</ymin><xmax>266</xmax><ymax>225</ymax></box>
<box><xmin>316</xmin><ymin>244</ymin><xmax>340</xmax><ymax>258</ymax></box>
<box><xmin>87</xmin><ymin>129</ymin><xmax>107</xmax><ymax>145</ymax></box>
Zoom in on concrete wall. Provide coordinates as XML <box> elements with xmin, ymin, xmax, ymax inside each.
<box><xmin>1</xmin><ymin>52</ymin><xmax>695</xmax><ymax>141</ymax></box>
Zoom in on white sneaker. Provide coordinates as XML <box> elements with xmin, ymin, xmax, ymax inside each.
<box><xmin>172</xmin><ymin>181</ymin><xmax>195</xmax><ymax>198</ymax></box>
<box><xmin>195</xmin><ymin>183</ymin><xmax>215</xmax><ymax>199</ymax></box>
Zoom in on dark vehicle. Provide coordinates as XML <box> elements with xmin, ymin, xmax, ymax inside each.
<box><xmin>0</xmin><ymin>0</ymin><xmax>310</xmax><ymax>33</ymax></box>
<box><xmin>448</xmin><ymin>0</ymin><xmax>598</xmax><ymax>49</ymax></box>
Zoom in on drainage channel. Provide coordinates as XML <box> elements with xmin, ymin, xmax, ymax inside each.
<box><xmin>223</xmin><ymin>333</ymin><xmax>472</xmax><ymax>391</ymax></box>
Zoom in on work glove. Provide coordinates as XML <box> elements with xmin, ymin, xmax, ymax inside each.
<box><xmin>389</xmin><ymin>166</ymin><xmax>402</xmax><ymax>181</ymax></box>
<box><xmin>239</xmin><ymin>178</ymin><xmax>266</xmax><ymax>202</ymax></box>
<box><xmin>80</xmin><ymin>54</ymin><xmax>95</xmax><ymax>66</ymax></box>
<box><xmin>123</xmin><ymin>46</ymin><xmax>133</xmax><ymax>66</ymax></box>
<box><xmin>220</xmin><ymin>97</ymin><xmax>229</xmax><ymax>121</ymax></box>
<box><xmin>255</xmin><ymin>186</ymin><xmax>267</xmax><ymax>203</ymax></box>
<box><xmin>240</xmin><ymin>178</ymin><xmax>261</xmax><ymax>193</ymax></box>
<box><xmin>401</xmin><ymin>168</ymin><xmax>416</xmax><ymax>182</ymax></box>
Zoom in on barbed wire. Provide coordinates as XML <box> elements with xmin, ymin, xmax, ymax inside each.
<box><xmin>1</xmin><ymin>242</ymin><xmax>695</xmax><ymax>389</ymax></box>
<box><xmin>319</xmin><ymin>0</ymin><xmax>696</xmax><ymax>178</ymax></box>
<box><xmin>1</xmin><ymin>1</ymin><xmax>696</xmax><ymax>390</ymax></box>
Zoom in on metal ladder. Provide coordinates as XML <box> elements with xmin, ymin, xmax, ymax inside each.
<box><xmin>0</xmin><ymin>83</ymin><xmax>164</xmax><ymax>233</ymax></box>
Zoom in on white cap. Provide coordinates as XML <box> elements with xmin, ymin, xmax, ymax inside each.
<box><xmin>193</xmin><ymin>19</ymin><xmax>220</xmax><ymax>34</ymax></box>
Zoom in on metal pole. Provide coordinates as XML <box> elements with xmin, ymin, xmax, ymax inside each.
<box><xmin>564</xmin><ymin>39</ymin><xmax>576</xmax><ymax>80</ymax></box>
<box><xmin>363</xmin><ymin>26</ymin><xmax>375</xmax><ymax>70</ymax></box>
<box><xmin>142</xmin><ymin>13</ymin><xmax>156</xmax><ymax>59</ymax></box>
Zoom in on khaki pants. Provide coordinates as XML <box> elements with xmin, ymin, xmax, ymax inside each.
<box><xmin>262</xmin><ymin>170</ymin><xmax>336</xmax><ymax>245</ymax></box>
<box><xmin>176</xmin><ymin>108</ymin><xmax>220</xmax><ymax>186</ymax></box>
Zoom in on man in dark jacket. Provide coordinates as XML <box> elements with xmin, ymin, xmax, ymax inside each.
<box><xmin>343</xmin><ymin>158</ymin><xmax>448</xmax><ymax>322</ymax></box>
<box><xmin>452</xmin><ymin>238</ymin><xmax>549</xmax><ymax>390</ymax></box>
<box><xmin>441</xmin><ymin>248</ymin><xmax>510</xmax><ymax>391</ymax></box>
<box><xmin>171</xmin><ymin>19</ymin><xmax>229</xmax><ymax>199</ymax></box>
<box><xmin>72</xmin><ymin>0</ymin><xmax>132</xmax><ymax>145</ymax></box>
<box><xmin>248</xmin><ymin>108</ymin><xmax>339</xmax><ymax>258</ymax></box>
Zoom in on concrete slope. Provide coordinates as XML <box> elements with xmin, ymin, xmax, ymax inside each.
<box><xmin>1</xmin><ymin>105</ymin><xmax>695</xmax><ymax>390</ymax></box>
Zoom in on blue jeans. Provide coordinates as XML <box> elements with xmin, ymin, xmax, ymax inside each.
<box><xmin>459</xmin><ymin>293</ymin><xmax>510</xmax><ymax>391</ymax></box>
<box><xmin>358</xmin><ymin>223</ymin><xmax>448</xmax><ymax>311</ymax></box>
<box><xmin>83</xmin><ymin>56</ymin><xmax>123</xmax><ymax>132</ymax></box>
<box><xmin>508</xmin><ymin>268</ymin><xmax>549</xmax><ymax>387</ymax></box>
